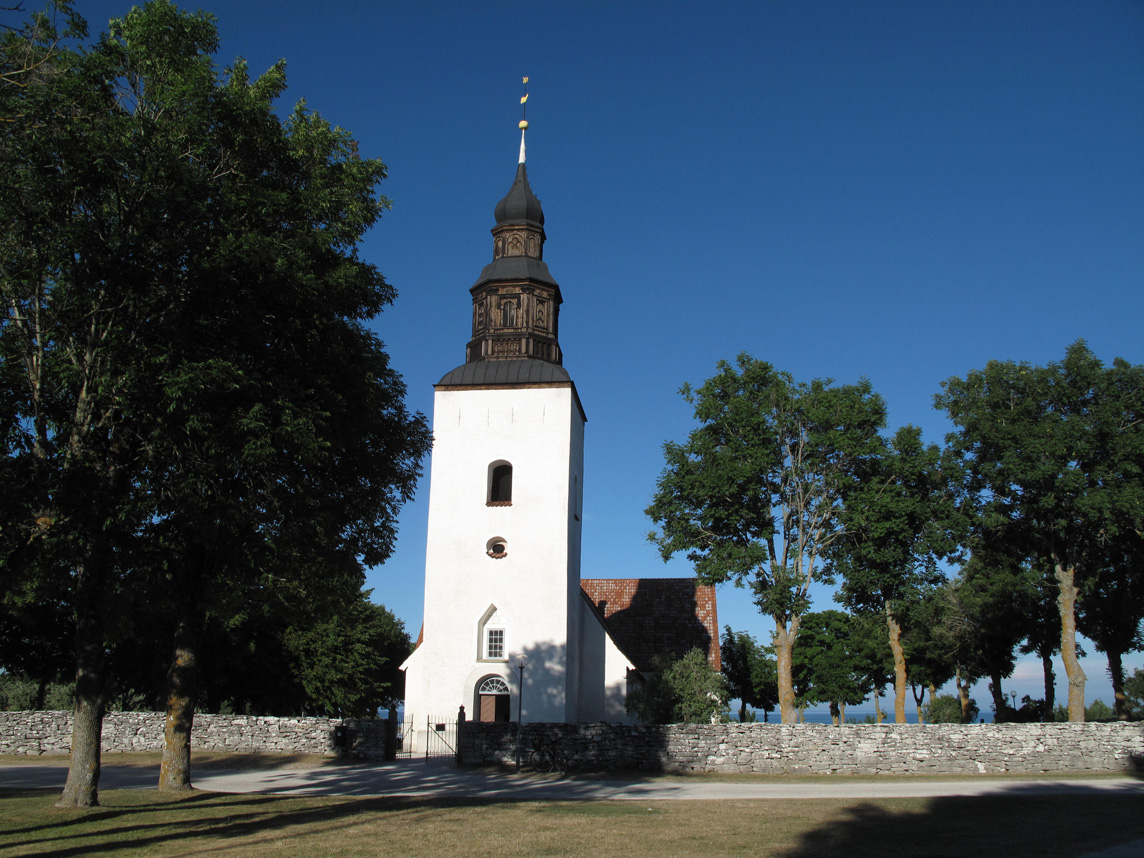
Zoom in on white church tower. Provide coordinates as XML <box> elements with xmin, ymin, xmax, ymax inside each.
<box><xmin>401</xmin><ymin>116</ymin><xmax>589</xmax><ymax>741</ymax></box>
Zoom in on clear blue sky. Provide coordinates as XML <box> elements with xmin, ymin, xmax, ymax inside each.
<box><xmin>75</xmin><ymin>0</ymin><xmax>1144</xmax><ymax>712</ymax></box>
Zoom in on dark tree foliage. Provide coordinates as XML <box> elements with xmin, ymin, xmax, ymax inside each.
<box><xmin>829</xmin><ymin>424</ymin><xmax>963</xmax><ymax>723</ymax></box>
<box><xmin>720</xmin><ymin>626</ymin><xmax>778</xmax><ymax>722</ymax></box>
<box><xmin>936</xmin><ymin>341</ymin><xmax>1144</xmax><ymax>721</ymax></box>
<box><xmin>1077</xmin><ymin>538</ymin><xmax>1144</xmax><ymax>720</ymax></box>
<box><xmin>626</xmin><ymin>648</ymin><xmax>729</xmax><ymax>725</ymax></box>
<box><xmin>790</xmin><ymin>610</ymin><xmax>874</xmax><ymax>724</ymax></box>
<box><xmin>1124</xmin><ymin>668</ymin><xmax>1144</xmax><ymax>720</ymax></box>
<box><xmin>284</xmin><ymin>593</ymin><xmax>412</xmax><ymax>717</ymax></box>
<box><xmin>1</xmin><ymin>0</ymin><xmax>430</xmax><ymax>804</ymax></box>
<box><xmin>947</xmin><ymin>553</ymin><xmax>1035</xmax><ymax>721</ymax></box>
<box><xmin>647</xmin><ymin>355</ymin><xmax>885</xmax><ymax>723</ymax></box>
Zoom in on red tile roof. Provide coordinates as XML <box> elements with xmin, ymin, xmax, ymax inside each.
<box><xmin>580</xmin><ymin>578</ymin><xmax>720</xmax><ymax>673</ymax></box>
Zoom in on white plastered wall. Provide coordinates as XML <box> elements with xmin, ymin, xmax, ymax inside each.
<box><xmin>576</xmin><ymin>599</ymin><xmax>637</xmax><ymax>723</ymax></box>
<box><xmin>402</xmin><ymin>382</ymin><xmax>584</xmax><ymax>750</ymax></box>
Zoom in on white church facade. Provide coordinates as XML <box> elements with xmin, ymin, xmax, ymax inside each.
<box><xmin>400</xmin><ymin>121</ymin><xmax>717</xmax><ymax>749</ymax></box>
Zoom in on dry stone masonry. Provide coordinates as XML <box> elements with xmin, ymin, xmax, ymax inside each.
<box><xmin>459</xmin><ymin>721</ymin><xmax>1144</xmax><ymax>775</ymax></box>
<box><xmin>4</xmin><ymin>712</ymin><xmax>1142</xmax><ymax>775</ymax></box>
<box><xmin>0</xmin><ymin>711</ymin><xmax>387</xmax><ymax>759</ymax></box>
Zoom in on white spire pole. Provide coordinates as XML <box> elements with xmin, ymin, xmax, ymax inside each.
<box><xmin>519</xmin><ymin>76</ymin><xmax>529</xmax><ymax>164</ymax></box>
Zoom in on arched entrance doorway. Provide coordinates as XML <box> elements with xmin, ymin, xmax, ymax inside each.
<box><xmin>477</xmin><ymin>675</ymin><xmax>511</xmax><ymax>722</ymax></box>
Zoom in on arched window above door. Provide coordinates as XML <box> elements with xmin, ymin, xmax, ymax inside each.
<box><xmin>478</xmin><ymin>676</ymin><xmax>509</xmax><ymax>695</ymax></box>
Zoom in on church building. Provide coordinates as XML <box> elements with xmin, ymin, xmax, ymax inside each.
<box><xmin>399</xmin><ymin>117</ymin><xmax>718</xmax><ymax>748</ymax></box>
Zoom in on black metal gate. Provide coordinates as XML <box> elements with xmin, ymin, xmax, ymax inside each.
<box><xmin>424</xmin><ymin>715</ymin><xmax>458</xmax><ymax>761</ymax></box>
<box><xmin>391</xmin><ymin>714</ymin><xmax>458</xmax><ymax>761</ymax></box>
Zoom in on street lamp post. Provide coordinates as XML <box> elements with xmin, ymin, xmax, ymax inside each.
<box><xmin>515</xmin><ymin>653</ymin><xmax>528</xmax><ymax>771</ymax></box>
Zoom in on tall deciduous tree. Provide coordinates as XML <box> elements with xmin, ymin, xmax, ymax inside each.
<box><xmin>1077</xmin><ymin>539</ymin><xmax>1144</xmax><ymax>720</ymax></box>
<box><xmin>1</xmin><ymin>0</ymin><xmax>429</xmax><ymax>805</ymax></box>
<box><xmin>951</xmin><ymin>552</ymin><xmax>1039</xmax><ymax>720</ymax></box>
<box><xmin>829</xmin><ymin>425</ymin><xmax>961</xmax><ymax>722</ymax></box>
<box><xmin>720</xmin><ymin>626</ymin><xmax>778</xmax><ymax>722</ymax></box>
<box><xmin>936</xmin><ymin>341</ymin><xmax>1144</xmax><ymax>721</ymax></box>
<box><xmin>647</xmin><ymin>355</ymin><xmax>885</xmax><ymax>723</ymax></box>
<box><xmin>791</xmin><ymin>610</ymin><xmax>874</xmax><ymax>724</ymax></box>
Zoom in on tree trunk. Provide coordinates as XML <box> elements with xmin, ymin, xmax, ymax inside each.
<box><xmin>159</xmin><ymin>611</ymin><xmax>202</xmax><ymax>791</ymax></box>
<box><xmin>1107</xmin><ymin>648</ymin><xmax>1129</xmax><ymax>721</ymax></box>
<box><xmin>912</xmin><ymin>684</ymin><xmax>925</xmax><ymax>724</ymax></box>
<box><xmin>1054</xmin><ymin>557</ymin><xmax>1086</xmax><ymax>721</ymax></box>
<box><xmin>57</xmin><ymin>553</ymin><xmax>108</xmax><ymax>808</ymax></box>
<box><xmin>988</xmin><ymin>670</ymin><xmax>1007</xmax><ymax>721</ymax></box>
<box><xmin>829</xmin><ymin>701</ymin><xmax>840</xmax><ymax>726</ymax></box>
<box><xmin>872</xmin><ymin>686</ymin><xmax>884</xmax><ymax>724</ymax></box>
<box><xmin>885</xmin><ymin>602</ymin><xmax>907</xmax><ymax>724</ymax></box>
<box><xmin>773</xmin><ymin>616</ymin><xmax>799</xmax><ymax>724</ymax></box>
<box><xmin>839</xmin><ymin>703</ymin><xmax>846</xmax><ymax>724</ymax></box>
<box><xmin>1040</xmin><ymin>645</ymin><xmax>1055</xmax><ymax>720</ymax></box>
<box><xmin>956</xmin><ymin>667</ymin><xmax>972</xmax><ymax>723</ymax></box>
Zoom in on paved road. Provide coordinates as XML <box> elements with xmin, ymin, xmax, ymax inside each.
<box><xmin>2</xmin><ymin>759</ymin><xmax>1142</xmax><ymax>802</ymax></box>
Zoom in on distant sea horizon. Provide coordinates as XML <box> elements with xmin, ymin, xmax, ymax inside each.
<box><xmin>748</xmin><ymin>710</ymin><xmax>996</xmax><ymax>725</ymax></box>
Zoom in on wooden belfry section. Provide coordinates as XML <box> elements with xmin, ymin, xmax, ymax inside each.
<box><xmin>465</xmin><ymin>146</ymin><xmax>563</xmax><ymax>365</ymax></box>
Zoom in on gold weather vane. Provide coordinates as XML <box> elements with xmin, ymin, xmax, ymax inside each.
<box><xmin>518</xmin><ymin>76</ymin><xmax>530</xmax><ymax>164</ymax></box>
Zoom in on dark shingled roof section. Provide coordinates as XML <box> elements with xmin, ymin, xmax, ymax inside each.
<box><xmin>471</xmin><ymin>255</ymin><xmax>559</xmax><ymax>289</ymax></box>
<box><xmin>580</xmin><ymin>578</ymin><xmax>720</xmax><ymax>674</ymax></box>
<box><xmin>437</xmin><ymin>359</ymin><xmax>572</xmax><ymax>387</ymax></box>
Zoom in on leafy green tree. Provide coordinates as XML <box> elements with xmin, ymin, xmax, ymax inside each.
<box><xmin>848</xmin><ymin>610</ymin><xmax>895</xmax><ymax>723</ymax></box>
<box><xmin>1</xmin><ymin>0</ymin><xmax>158</xmax><ymax>806</ymax></box>
<box><xmin>923</xmin><ymin>693</ymin><xmax>978</xmax><ymax>724</ymax></box>
<box><xmin>936</xmin><ymin>341</ymin><xmax>1144</xmax><ymax>721</ymax></box>
<box><xmin>1017</xmin><ymin>569</ymin><xmax>1063</xmax><ymax>718</ymax></box>
<box><xmin>284</xmin><ymin>595</ymin><xmax>411</xmax><ymax>717</ymax></box>
<box><xmin>1077</xmin><ymin>539</ymin><xmax>1144</xmax><ymax>720</ymax></box>
<box><xmin>1123</xmin><ymin>668</ymin><xmax>1144</xmax><ymax>719</ymax></box>
<box><xmin>949</xmin><ymin>554</ymin><xmax>1035</xmax><ymax>720</ymax></box>
<box><xmin>1</xmin><ymin>1</ymin><xmax>429</xmax><ymax>804</ymax></box>
<box><xmin>720</xmin><ymin>626</ymin><xmax>778</xmax><ymax>722</ymax></box>
<box><xmin>626</xmin><ymin>648</ymin><xmax>729</xmax><ymax>724</ymax></box>
<box><xmin>647</xmin><ymin>355</ymin><xmax>885</xmax><ymax>723</ymax></box>
<box><xmin>829</xmin><ymin>425</ymin><xmax>962</xmax><ymax>722</ymax></box>
<box><xmin>1085</xmin><ymin>699</ymin><xmax>1115</xmax><ymax>721</ymax></box>
<box><xmin>791</xmin><ymin>610</ymin><xmax>873</xmax><ymax>724</ymax></box>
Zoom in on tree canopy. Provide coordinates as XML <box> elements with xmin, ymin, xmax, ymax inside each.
<box><xmin>720</xmin><ymin>626</ymin><xmax>778</xmax><ymax>722</ymax></box>
<box><xmin>647</xmin><ymin>354</ymin><xmax>885</xmax><ymax>723</ymax></box>
<box><xmin>936</xmin><ymin>340</ymin><xmax>1144</xmax><ymax>721</ymax></box>
<box><xmin>1</xmin><ymin>0</ymin><xmax>430</xmax><ymax>805</ymax></box>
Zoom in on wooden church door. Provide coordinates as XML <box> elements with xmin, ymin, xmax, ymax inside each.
<box><xmin>478</xmin><ymin>676</ymin><xmax>511</xmax><ymax>722</ymax></box>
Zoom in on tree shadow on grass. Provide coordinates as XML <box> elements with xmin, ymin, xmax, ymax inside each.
<box><xmin>775</xmin><ymin>789</ymin><xmax>1144</xmax><ymax>858</ymax></box>
<box><xmin>0</xmin><ymin>788</ymin><xmax>275</xmax><ymax>838</ymax></box>
<box><xmin>2</xmin><ymin>790</ymin><xmax>498</xmax><ymax>858</ymax></box>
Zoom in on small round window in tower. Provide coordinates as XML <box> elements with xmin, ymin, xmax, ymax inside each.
<box><xmin>486</xmin><ymin>537</ymin><xmax>508</xmax><ymax>559</ymax></box>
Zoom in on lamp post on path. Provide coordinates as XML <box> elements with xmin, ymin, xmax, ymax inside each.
<box><xmin>515</xmin><ymin>653</ymin><xmax>528</xmax><ymax>770</ymax></box>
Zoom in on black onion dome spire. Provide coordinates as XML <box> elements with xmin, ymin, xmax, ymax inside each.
<box><xmin>494</xmin><ymin>162</ymin><xmax>545</xmax><ymax>228</ymax></box>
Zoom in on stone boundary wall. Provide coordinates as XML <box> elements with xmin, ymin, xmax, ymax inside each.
<box><xmin>0</xmin><ymin>711</ymin><xmax>389</xmax><ymax>759</ymax></box>
<box><xmin>460</xmin><ymin>721</ymin><xmax>1144</xmax><ymax>775</ymax></box>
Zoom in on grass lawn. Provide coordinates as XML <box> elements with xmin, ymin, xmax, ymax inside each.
<box><xmin>2</xmin><ymin>786</ymin><xmax>1143</xmax><ymax>858</ymax></box>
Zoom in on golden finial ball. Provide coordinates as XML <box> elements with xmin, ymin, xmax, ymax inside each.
<box><xmin>519</xmin><ymin>120</ymin><xmax>529</xmax><ymax>130</ymax></box>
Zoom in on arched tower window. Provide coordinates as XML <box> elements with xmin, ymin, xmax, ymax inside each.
<box><xmin>488</xmin><ymin>461</ymin><xmax>512</xmax><ymax>506</ymax></box>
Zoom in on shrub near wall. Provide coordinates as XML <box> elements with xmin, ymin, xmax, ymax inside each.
<box><xmin>460</xmin><ymin>721</ymin><xmax>1144</xmax><ymax>775</ymax></box>
<box><xmin>0</xmin><ymin>711</ymin><xmax>389</xmax><ymax>759</ymax></box>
